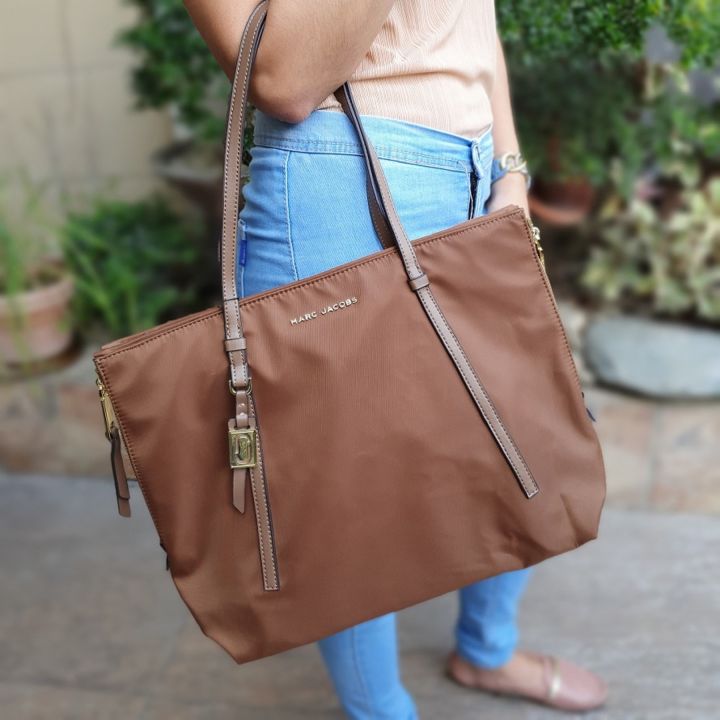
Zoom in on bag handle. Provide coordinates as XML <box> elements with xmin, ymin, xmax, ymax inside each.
<box><xmin>219</xmin><ymin>1</ymin><xmax>422</xmax><ymax>397</ymax></box>
<box><xmin>221</xmin><ymin>1</ymin><xmax>540</xmax><ymax>501</ymax></box>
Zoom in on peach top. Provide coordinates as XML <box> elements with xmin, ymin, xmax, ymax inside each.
<box><xmin>317</xmin><ymin>0</ymin><xmax>497</xmax><ymax>139</ymax></box>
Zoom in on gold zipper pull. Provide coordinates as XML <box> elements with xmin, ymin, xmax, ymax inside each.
<box><xmin>96</xmin><ymin>375</ymin><xmax>132</xmax><ymax>517</ymax></box>
<box><xmin>96</xmin><ymin>377</ymin><xmax>115</xmax><ymax>440</ymax></box>
<box><xmin>531</xmin><ymin>224</ymin><xmax>546</xmax><ymax>268</ymax></box>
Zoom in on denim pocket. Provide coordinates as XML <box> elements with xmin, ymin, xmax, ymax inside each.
<box><xmin>286</xmin><ymin>150</ymin><xmax>473</xmax><ymax>279</ymax></box>
<box><xmin>378</xmin><ymin>157</ymin><xmax>472</xmax><ymax>239</ymax></box>
<box><xmin>286</xmin><ymin>151</ymin><xmax>382</xmax><ymax>279</ymax></box>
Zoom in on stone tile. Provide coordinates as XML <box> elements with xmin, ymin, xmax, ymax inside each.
<box><xmin>650</xmin><ymin>404</ymin><xmax>720</xmax><ymax>514</ymax></box>
<box><xmin>0</xmin><ymin>348</ymin><xmax>110</xmax><ymax>476</ymax></box>
<box><xmin>2</xmin><ymin>474</ymin><xmax>720</xmax><ymax>719</ymax></box>
<box><xmin>141</xmin><ymin>696</ymin><xmax>341</xmax><ymax>720</ymax></box>
<box><xmin>651</xmin><ymin>457</ymin><xmax>720</xmax><ymax>514</ymax></box>
<box><xmin>584</xmin><ymin>388</ymin><xmax>655</xmax><ymax>455</ymax></box>
<box><xmin>398</xmin><ymin>592</ymin><xmax>457</xmax><ymax>653</ymax></box>
<box><xmin>583</xmin><ymin>388</ymin><xmax>655</xmax><ymax>509</ymax></box>
<box><xmin>151</xmin><ymin>621</ymin><xmax>337</xmax><ymax>711</ymax></box>
<box><xmin>0</xmin><ymin>475</ymin><xmax>186</xmax><ymax>692</ymax></box>
<box><xmin>598</xmin><ymin>442</ymin><xmax>653</xmax><ymax>510</ymax></box>
<box><xmin>516</xmin><ymin>511</ymin><xmax>719</xmax><ymax>720</ymax></box>
<box><xmin>653</xmin><ymin>401</ymin><xmax>720</xmax><ymax>448</ymax></box>
<box><xmin>0</xmin><ymin>682</ymin><xmax>148</xmax><ymax>720</ymax></box>
<box><xmin>400</xmin><ymin>510</ymin><xmax>720</xmax><ymax>720</ymax></box>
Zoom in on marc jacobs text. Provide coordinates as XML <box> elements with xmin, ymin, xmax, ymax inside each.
<box><xmin>290</xmin><ymin>296</ymin><xmax>359</xmax><ymax>325</ymax></box>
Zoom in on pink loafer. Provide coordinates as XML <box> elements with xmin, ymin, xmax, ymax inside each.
<box><xmin>446</xmin><ymin>650</ymin><xmax>608</xmax><ymax>713</ymax></box>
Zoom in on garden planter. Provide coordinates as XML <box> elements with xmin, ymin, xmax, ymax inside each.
<box><xmin>0</xmin><ymin>272</ymin><xmax>74</xmax><ymax>364</ymax></box>
<box><xmin>584</xmin><ymin>315</ymin><xmax>720</xmax><ymax>399</ymax></box>
<box><xmin>153</xmin><ymin>140</ymin><xmax>224</xmax><ymax>227</ymax></box>
<box><xmin>529</xmin><ymin>176</ymin><xmax>596</xmax><ymax>227</ymax></box>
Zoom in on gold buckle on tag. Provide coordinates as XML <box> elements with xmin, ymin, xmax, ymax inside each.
<box><xmin>229</xmin><ymin>427</ymin><xmax>257</xmax><ymax>469</ymax></box>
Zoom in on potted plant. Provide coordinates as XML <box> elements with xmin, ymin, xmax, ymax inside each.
<box><xmin>497</xmin><ymin>0</ymin><xmax>720</xmax><ymax>227</ymax></box>
<box><xmin>511</xmin><ymin>55</ymin><xmax>638</xmax><ymax>226</ymax></box>
<box><xmin>580</xmin><ymin>72</ymin><xmax>720</xmax><ymax>399</ymax></box>
<box><xmin>0</xmin><ymin>179</ymin><xmax>74</xmax><ymax>367</ymax></box>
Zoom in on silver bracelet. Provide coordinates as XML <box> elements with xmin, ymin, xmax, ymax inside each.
<box><xmin>491</xmin><ymin>152</ymin><xmax>531</xmax><ymax>189</ymax></box>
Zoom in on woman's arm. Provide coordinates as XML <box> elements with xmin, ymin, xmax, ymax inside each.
<box><xmin>184</xmin><ymin>0</ymin><xmax>395</xmax><ymax>123</ymax></box>
<box><xmin>487</xmin><ymin>36</ymin><xmax>530</xmax><ymax>217</ymax></box>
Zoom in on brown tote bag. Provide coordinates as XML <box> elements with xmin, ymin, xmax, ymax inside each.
<box><xmin>94</xmin><ymin>0</ymin><xmax>605</xmax><ymax>664</ymax></box>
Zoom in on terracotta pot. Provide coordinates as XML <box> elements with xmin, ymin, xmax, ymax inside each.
<box><xmin>0</xmin><ymin>273</ymin><xmax>74</xmax><ymax>364</ymax></box>
<box><xmin>529</xmin><ymin>177</ymin><xmax>596</xmax><ymax>227</ymax></box>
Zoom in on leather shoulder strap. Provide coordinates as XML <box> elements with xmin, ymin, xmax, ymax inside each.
<box><xmin>220</xmin><ymin>1</ymin><xmax>539</xmax><ymax>499</ymax></box>
<box><xmin>220</xmin><ymin>0</ymin><xmax>267</xmax><ymax>394</ymax></box>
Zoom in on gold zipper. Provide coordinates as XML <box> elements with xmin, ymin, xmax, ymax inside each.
<box><xmin>529</xmin><ymin>222</ymin><xmax>546</xmax><ymax>268</ymax></box>
<box><xmin>96</xmin><ymin>376</ymin><xmax>115</xmax><ymax>439</ymax></box>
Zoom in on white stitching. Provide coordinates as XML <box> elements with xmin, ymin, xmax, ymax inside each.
<box><xmin>256</xmin><ymin>435</ymin><xmax>278</xmax><ymax>590</ymax></box>
<box><xmin>220</xmin><ymin>3</ymin><xmax>280</xmax><ymax>591</ymax></box>
<box><xmin>222</xmin><ymin>3</ymin><xmax>264</xmax><ymax>299</ymax></box>
<box><xmin>248</xmin><ymin>464</ymin><xmax>269</xmax><ymax>586</ymax></box>
<box><xmin>222</xmin><ymin>3</ymin><xmax>265</xmax><ymax>389</ymax></box>
<box><xmin>99</xmin><ymin>209</ymin><xmax>524</xmax><ymax>361</ymax></box>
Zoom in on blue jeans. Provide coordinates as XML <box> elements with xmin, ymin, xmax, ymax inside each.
<box><xmin>239</xmin><ymin>108</ymin><xmax>532</xmax><ymax>720</ymax></box>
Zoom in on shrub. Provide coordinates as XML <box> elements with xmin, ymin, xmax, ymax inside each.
<box><xmin>119</xmin><ymin>0</ymin><xmax>230</xmax><ymax>146</ymax></box>
<box><xmin>498</xmin><ymin>0</ymin><xmax>720</xmax><ymax>185</ymax></box>
<box><xmin>583</xmin><ymin>178</ymin><xmax>720</xmax><ymax>323</ymax></box>
<box><xmin>0</xmin><ymin>177</ymin><xmax>61</xmax><ymax>297</ymax></box>
<box><xmin>62</xmin><ymin>197</ymin><xmax>204</xmax><ymax>338</ymax></box>
<box><xmin>497</xmin><ymin>1</ymin><xmax>720</xmax><ymax>67</ymax></box>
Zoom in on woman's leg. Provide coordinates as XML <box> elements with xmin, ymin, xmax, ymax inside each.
<box><xmin>242</xmin><ymin>110</ymin><xmax>485</xmax><ymax>720</ymax></box>
<box><xmin>454</xmin><ymin>568</ymin><xmax>532</xmax><ymax>669</ymax></box>
<box><xmin>318</xmin><ymin>614</ymin><xmax>418</xmax><ymax>720</ymax></box>
<box><xmin>445</xmin><ymin>130</ymin><xmax>608</xmax><ymax>712</ymax></box>
<box><xmin>454</xmin><ymin>133</ymin><xmax>535</xmax><ymax>672</ymax></box>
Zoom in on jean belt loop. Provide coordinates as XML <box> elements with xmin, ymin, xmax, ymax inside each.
<box><xmin>471</xmin><ymin>139</ymin><xmax>484</xmax><ymax>181</ymax></box>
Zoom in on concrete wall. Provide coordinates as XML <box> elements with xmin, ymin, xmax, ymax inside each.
<box><xmin>0</xmin><ymin>0</ymin><xmax>172</xmax><ymax>206</ymax></box>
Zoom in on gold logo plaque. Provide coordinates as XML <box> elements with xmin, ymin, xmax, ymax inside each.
<box><xmin>229</xmin><ymin>427</ymin><xmax>257</xmax><ymax>469</ymax></box>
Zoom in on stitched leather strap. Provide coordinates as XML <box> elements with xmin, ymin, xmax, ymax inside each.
<box><xmin>221</xmin><ymin>1</ymin><xmax>279</xmax><ymax>591</ymax></box>
<box><xmin>110</xmin><ymin>426</ymin><xmax>131</xmax><ymax>518</ymax></box>
<box><xmin>333</xmin><ymin>84</ymin><xmax>539</xmax><ymax>498</ymax></box>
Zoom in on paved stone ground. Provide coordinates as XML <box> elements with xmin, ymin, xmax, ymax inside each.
<box><xmin>1</xmin><ymin>472</ymin><xmax>718</xmax><ymax>720</ymax></box>
<box><xmin>587</xmin><ymin>389</ymin><xmax>720</xmax><ymax>516</ymax></box>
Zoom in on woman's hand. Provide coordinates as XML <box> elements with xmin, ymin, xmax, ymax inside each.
<box><xmin>486</xmin><ymin>171</ymin><xmax>530</xmax><ymax>219</ymax></box>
